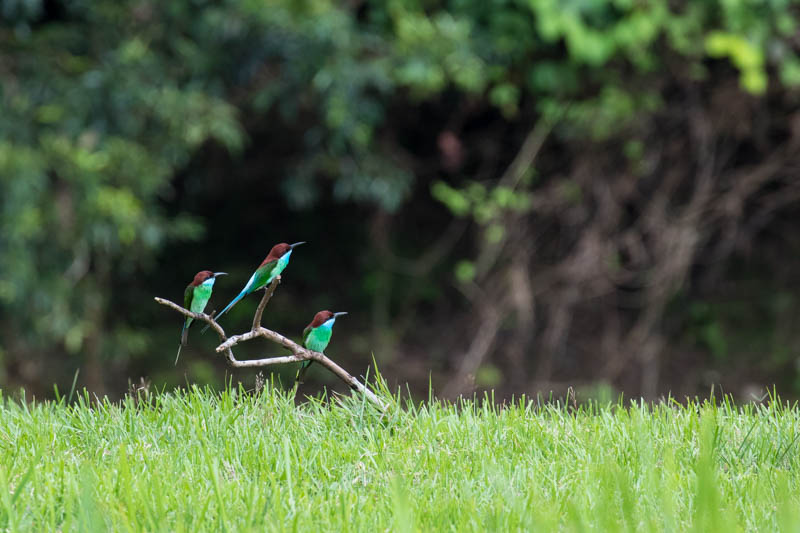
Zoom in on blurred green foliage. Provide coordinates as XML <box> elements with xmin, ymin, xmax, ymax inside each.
<box><xmin>1</xmin><ymin>2</ymin><xmax>245</xmax><ymax>371</ymax></box>
<box><xmin>1</xmin><ymin>0</ymin><xmax>799</xmax><ymax>395</ymax></box>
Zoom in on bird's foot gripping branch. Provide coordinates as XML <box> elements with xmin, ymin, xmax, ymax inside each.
<box><xmin>155</xmin><ymin>277</ymin><xmax>386</xmax><ymax>410</ymax></box>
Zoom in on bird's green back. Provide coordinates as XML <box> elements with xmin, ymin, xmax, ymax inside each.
<box><xmin>255</xmin><ymin>251</ymin><xmax>292</xmax><ymax>290</ymax></box>
<box><xmin>251</xmin><ymin>260</ymin><xmax>279</xmax><ymax>292</ymax></box>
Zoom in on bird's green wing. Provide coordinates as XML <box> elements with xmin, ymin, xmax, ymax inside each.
<box><xmin>298</xmin><ymin>326</ymin><xmax>314</xmax><ymax>383</ymax></box>
<box><xmin>251</xmin><ymin>260</ymin><xmax>279</xmax><ymax>292</ymax></box>
<box><xmin>183</xmin><ymin>284</ymin><xmax>194</xmax><ymax>309</ymax></box>
<box><xmin>183</xmin><ymin>284</ymin><xmax>194</xmax><ymax>327</ymax></box>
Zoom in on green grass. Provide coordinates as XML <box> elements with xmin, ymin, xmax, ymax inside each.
<box><xmin>0</xmin><ymin>383</ymin><xmax>799</xmax><ymax>532</ymax></box>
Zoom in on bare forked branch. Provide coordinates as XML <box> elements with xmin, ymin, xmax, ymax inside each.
<box><xmin>252</xmin><ymin>275</ymin><xmax>280</xmax><ymax>330</ymax></box>
<box><xmin>155</xmin><ymin>277</ymin><xmax>386</xmax><ymax>410</ymax></box>
<box><xmin>155</xmin><ymin>298</ymin><xmax>227</xmax><ymax>339</ymax></box>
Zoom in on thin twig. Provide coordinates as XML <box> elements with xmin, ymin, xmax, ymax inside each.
<box><xmin>216</xmin><ymin>326</ymin><xmax>297</xmax><ymax>352</ymax></box>
<box><xmin>498</xmin><ymin>116</ymin><xmax>555</xmax><ymax>189</ymax></box>
<box><xmin>252</xmin><ymin>276</ymin><xmax>280</xmax><ymax>331</ymax></box>
<box><xmin>155</xmin><ymin>298</ymin><xmax>227</xmax><ymax>340</ymax></box>
<box><xmin>220</xmin><ymin>354</ymin><xmax>306</xmax><ymax>367</ymax></box>
<box><xmin>154</xmin><ymin>294</ymin><xmax>387</xmax><ymax>410</ymax></box>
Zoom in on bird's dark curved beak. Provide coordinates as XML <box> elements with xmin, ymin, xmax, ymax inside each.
<box><xmin>290</xmin><ymin>241</ymin><xmax>306</xmax><ymax>249</ymax></box>
<box><xmin>213</xmin><ymin>272</ymin><xmax>228</xmax><ymax>277</ymax></box>
<box><xmin>333</xmin><ymin>312</ymin><xmax>348</xmax><ymax>318</ymax></box>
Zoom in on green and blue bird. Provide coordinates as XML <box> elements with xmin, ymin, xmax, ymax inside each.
<box><xmin>296</xmin><ymin>310</ymin><xmax>347</xmax><ymax>383</ymax></box>
<box><xmin>176</xmin><ymin>270</ymin><xmax>227</xmax><ymax>364</ymax></box>
<box><xmin>213</xmin><ymin>242</ymin><xmax>305</xmax><ymax>323</ymax></box>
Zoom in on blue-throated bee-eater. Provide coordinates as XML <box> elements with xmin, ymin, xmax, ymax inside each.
<box><xmin>176</xmin><ymin>270</ymin><xmax>227</xmax><ymax>364</ymax></box>
<box><xmin>213</xmin><ymin>242</ymin><xmax>305</xmax><ymax>323</ymax></box>
<box><xmin>296</xmin><ymin>310</ymin><xmax>347</xmax><ymax>383</ymax></box>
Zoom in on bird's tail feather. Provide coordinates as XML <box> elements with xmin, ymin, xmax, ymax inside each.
<box><xmin>295</xmin><ymin>360</ymin><xmax>313</xmax><ymax>384</ymax></box>
<box><xmin>176</xmin><ymin>322</ymin><xmax>189</xmax><ymax>365</ymax></box>
<box><xmin>201</xmin><ymin>290</ymin><xmax>245</xmax><ymax>334</ymax></box>
<box><xmin>217</xmin><ymin>290</ymin><xmax>246</xmax><ymax>320</ymax></box>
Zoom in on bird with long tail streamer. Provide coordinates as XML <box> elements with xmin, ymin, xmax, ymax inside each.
<box><xmin>203</xmin><ymin>242</ymin><xmax>305</xmax><ymax>332</ymax></box>
<box><xmin>176</xmin><ymin>270</ymin><xmax>226</xmax><ymax>364</ymax></box>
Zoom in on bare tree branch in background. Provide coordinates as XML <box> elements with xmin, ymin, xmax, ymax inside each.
<box><xmin>441</xmin><ymin>119</ymin><xmax>557</xmax><ymax>397</ymax></box>
<box><xmin>436</xmin><ymin>83</ymin><xmax>800</xmax><ymax>400</ymax></box>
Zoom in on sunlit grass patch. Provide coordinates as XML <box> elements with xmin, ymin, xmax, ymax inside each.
<box><xmin>0</xmin><ymin>385</ymin><xmax>798</xmax><ymax>531</ymax></box>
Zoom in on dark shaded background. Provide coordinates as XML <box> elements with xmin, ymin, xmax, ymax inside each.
<box><xmin>2</xmin><ymin>0</ymin><xmax>800</xmax><ymax>401</ymax></box>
